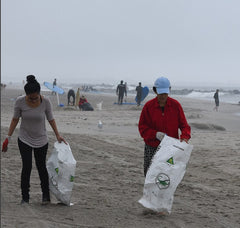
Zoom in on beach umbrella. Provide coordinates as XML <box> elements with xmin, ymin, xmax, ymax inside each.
<box><xmin>44</xmin><ymin>81</ymin><xmax>65</xmax><ymax>106</ymax></box>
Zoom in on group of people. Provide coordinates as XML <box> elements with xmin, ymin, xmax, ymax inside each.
<box><xmin>117</xmin><ymin>80</ymin><xmax>221</xmax><ymax>111</ymax></box>
<box><xmin>116</xmin><ymin>80</ymin><xmax>143</xmax><ymax>106</ymax></box>
<box><xmin>2</xmin><ymin>75</ymin><xmax>191</xmax><ymax>212</ymax></box>
<box><xmin>67</xmin><ymin>89</ymin><xmax>94</xmax><ymax>111</ymax></box>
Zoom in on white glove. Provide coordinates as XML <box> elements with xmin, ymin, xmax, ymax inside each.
<box><xmin>156</xmin><ymin>132</ymin><xmax>165</xmax><ymax>141</ymax></box>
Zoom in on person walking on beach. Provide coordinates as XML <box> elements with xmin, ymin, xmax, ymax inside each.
<box><xmin>52</xmin><ymin>78</ymin><xmax>57</xmax><ymax>95</ymax></box>
<box><xmin>67</xmin><ymin>89</ymin><xmax>75</xmax><ymax>106</ymax></box>
<box><xmin>116</xmin><ymin>80</ymin><xmax>127</xmax><ymax>105</ymax></box>
<box><xmin>213</xmin><ymin>89</ymin><xmax>219</xmax><ymax>111</ymax></box>
<box><xmin>136</xmin><ymin>82</ymin><xmax>143</xmax><ymax>106</ymax></box>
<box><xmin>2</xmin><ymin>75</ymin><xmax>67</xmax><ymax>205</ymax></box>
<box><xmin>138</xmin><ymin>76</ymin><xmax>191</xmax><ymax>176</ymax></box>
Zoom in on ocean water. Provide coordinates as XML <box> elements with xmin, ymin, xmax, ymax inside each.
<box><xmin>183</xmin><ymin>90</ymin><xmax>240</xmax><ymax>105</ymax></box>
<box><xmin>3</xmin><ymin>81</ymin><xmax>240</xmax><ymax>105</ymax></box>
<box><xmin>89</xmin><ymin>84</ymin><xmax>240</xmax><ymax>105</ymax></box>
<box><xmin>172</xmin><ymin>87</ymin><xmax>240</xmax><ymax>117</ymax></box>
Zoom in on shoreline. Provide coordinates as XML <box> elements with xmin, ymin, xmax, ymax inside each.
<box><xmin>2</xmin><ymin>82</ymin><xmax>240</xmax><ymax>105</ymax></box>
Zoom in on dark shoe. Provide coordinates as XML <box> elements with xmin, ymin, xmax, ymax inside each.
<box><xmin>42</xmin><ymin>195</ymin><xmax>51</xmax><ymax>205</ymax></box>
<box><xmin>20</xmin><ymin>199</ymin><xmax>29</xmax><ymax>205</ymax></box>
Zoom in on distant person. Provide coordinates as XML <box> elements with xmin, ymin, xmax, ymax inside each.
<box><xmin>136</xmin><ymin>82</ymin><xmax>143</xmax><ymax>106</ymax></box>
<box><xmin>75</xmin><ymin>88</ymin><xmax>80</xmax><ymax>108</ymax></box>
<box><xmin>213</xmin><ymin>89</ymin><xmax>219</xmax><ymax>111</ymax></box>
<box><xmin>116</xmin><ymin>80</ymin><xmax>127</xmax><ymax>105</ymax></box>
<box><xmin>138</xmin><ymin>77</ymin><xmax>191</xmax><ymax>177</ymax></box>
<box><xmin>67</xmin><ymin>89</ymin><xmax>75</xmax><ymax>106</ymax></box>
<box><xmin>78</xmin><ymin>95</ymin><xmax>94</xmax><ymax>111</ymax></box>
<box><xmin>1</xmin><ymin>75</ymin><xmax>66</xmax><ymax>205</ymax></box>
<box><xmin>52</xmin><ymin>78</ymin><xmax>57</xmax><ymax>95</ymax></box>
<box><xmin>53</xmin><ymin>78</ymin><xmax>57</xmax><ymax>87</ymax></box>
<box><xmin>1</xmin><ymin>83</ymin><xmax>6</xmax><ymax>89</ymax></box>
<box><xmin>124</xmin><ymin>82</ymin><xmax>128</xmax><ymax>102</ymax></box>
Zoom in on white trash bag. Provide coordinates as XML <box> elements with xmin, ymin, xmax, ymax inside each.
<box><xmin>139</xmin><ymin>135</ymin><xmax>193</xmax><ymax>214</ymax></box>
<box><xmin>96</xmin><ymin>101</ymin><xmax>103</xmax><ymax>111</ymax></box>
<box><xmin>47</xmin><ymin>141</ymin><xmax>76</xmax><ymax>206</ymax></box>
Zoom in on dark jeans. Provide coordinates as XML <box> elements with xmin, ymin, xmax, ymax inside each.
<box><xmin>136</xmin><ymin>94</ymin><xmax>142</xmax><ymax>106</ymax></box>
<box><xmin>118</xmin><ymin>94</ymin><xmax>124</xmax><ymax>104</ymax></box>
<box><xmin>18</xmin><ymin>138</ymin><xmax>49</xmax><ymax>201</ymax></box>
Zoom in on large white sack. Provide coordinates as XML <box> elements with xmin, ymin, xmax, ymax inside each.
<box><xmin>139</xmin><ymin>135</ymin><xmax>193</xmax><ymax>214</ymax></box>
<box><xmin>47</xmin><ymin>141</ymin><xmax>76</xmax><ymax>206</ymax></box>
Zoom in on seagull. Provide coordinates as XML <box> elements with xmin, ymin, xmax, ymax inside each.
<box><xmin>98</xmin><ymin>120</ymin><xmax>103</xmax><ymax>129</ymax></box>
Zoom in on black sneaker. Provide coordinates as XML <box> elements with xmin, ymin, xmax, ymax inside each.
<box><xmin>42</xmin><ymin>196</ymin><xmax>51</xmax><ymax>205</ymax></box>
<box><xmin>20</xmin><ymin>199</ymin><xmax>29</xmax><ymax>205</ymax></box>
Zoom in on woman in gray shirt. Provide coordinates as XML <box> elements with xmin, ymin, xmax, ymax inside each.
<box><xmin>2</xmin><ymin>75</ymin><xmax>66</xmax><ymax>205</ymax></box>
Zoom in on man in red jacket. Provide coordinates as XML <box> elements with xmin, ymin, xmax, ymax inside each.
<box><xmin>138</xmin><ymin>77</ymin><xmax>191</xmax><ymax>176</ymax></box>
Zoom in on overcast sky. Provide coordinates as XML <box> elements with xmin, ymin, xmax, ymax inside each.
<box><xmin>2</xmin><ymin>0</ymin><xmax>240</xmax><ymax>87</ymax></box>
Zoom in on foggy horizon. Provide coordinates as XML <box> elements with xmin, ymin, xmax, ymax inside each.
<box><xmin>2</xmin><ymin>1</ymin><xmax>240</xmax><ymax>88</ymax></box>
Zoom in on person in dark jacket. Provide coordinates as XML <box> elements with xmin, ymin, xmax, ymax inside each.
<box><xmin>213</xmin><ymin>89</ymin><xmax>219</xmax><ymax>111</ymax></box>
<box><xmin>116</xmin><ymin>80</ymin><xmax>127</xmax><ymax>105</ymax></box>
<box><xmin>136</xmin><ymin>82</ymin><xmax>143</xmax><ymax>106</ymax></box>
<box><xmin>67</xmin><ymin>89</ymin><xmax>75</xmax><ymax>106</ymax></box>
<box><xmin>52</xmin><ymin>78</ymin><xmax>57</xmax><ymax>95</ymax></box>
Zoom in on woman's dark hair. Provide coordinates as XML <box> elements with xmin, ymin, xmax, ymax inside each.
<box><xmin>153</xmin><ymin>87</ymin><xmax>157</xmax><ymax>93</ymax></box>
<box><xmin>24</xmin><ymin>75</ymin><xmax>41</xmax><ymax>95</ymax></box>
<box><xmin>152</xmin><ymin>86</ymin><xmax>171</xmax><ymax>94</ymax></box>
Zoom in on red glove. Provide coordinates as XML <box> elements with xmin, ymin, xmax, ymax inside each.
<box><xmin>2</xmin><ymin>138</ymin><xmax>9</xmax><ymax>152</ymax></box>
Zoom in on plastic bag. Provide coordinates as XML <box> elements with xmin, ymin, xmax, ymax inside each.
<box><xmin>47</xmin><ymin>141</ymin><xmax>76</xmax><ymax>206</ymax></box>
<box><xmin>139</xmin><ymin>135</ymin><xmax>193</xmax><ymax>214</ymax></box>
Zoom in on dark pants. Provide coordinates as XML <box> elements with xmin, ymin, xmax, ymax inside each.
<box><xmin>136</xmin><ymin>94</ymin><xmax>142</xmax><ymax>106</ymax></box>
<box><xmin>18</xmin><ymin>138</ymin><xmax>49</xmax><ymax>201</ymax></box>
<box><xmin>144</xmin><ymin>144</ymin><xmax>158</xmax><ymax>177</ymax></box>
<box><xmin>80</xmin><ymin>102</ymin><xmax>94</xmax><ymax>111</ymax></box>
<box><xmin>118</xmin><ymin>93</ymin><xmax>124</xmax><ymax>104</ymax></box>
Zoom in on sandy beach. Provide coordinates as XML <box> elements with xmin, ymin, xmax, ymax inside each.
<box><xmin>1</xmin><ymin>87</ymin><xmax>240</xmax><ymax>228</ymax></box>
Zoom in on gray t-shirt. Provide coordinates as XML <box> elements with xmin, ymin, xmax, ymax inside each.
<box><xmin>13</xmin><ymin>95</ymin><xmax>54</xmax><ymax>147</ymax></box>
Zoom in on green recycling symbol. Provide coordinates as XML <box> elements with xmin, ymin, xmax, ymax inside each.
<box><xmin>167</xmin><ymin>157</ymin><xmax>174</xmax><ymax>165</ymax></box>
<box><xmin>155</xmin><ymin>173</ymin><xmax>170</xmax><ymax>190</ymax></box>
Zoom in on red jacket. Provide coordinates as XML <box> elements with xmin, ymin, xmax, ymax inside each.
<box><xmin>138</xmin><ymin>96</ymin><xmax>191</xmax><ymax>147</ymax></box>
<box><xmin>79</xmin><ymin>98</ymin><xmax>87</xmax><ymax>106</ymax></box>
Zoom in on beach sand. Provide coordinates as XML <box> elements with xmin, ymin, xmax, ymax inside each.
<box><xmin>1</xmin><ymin>88</ymin><xmax>240</xmax><ymax>228</ymax></box>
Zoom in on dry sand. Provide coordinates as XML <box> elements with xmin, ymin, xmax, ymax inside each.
<box><xmin>1</xmin><ymin>87</ymin><xmax>240</xmax><ymax>228</ymax></box>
